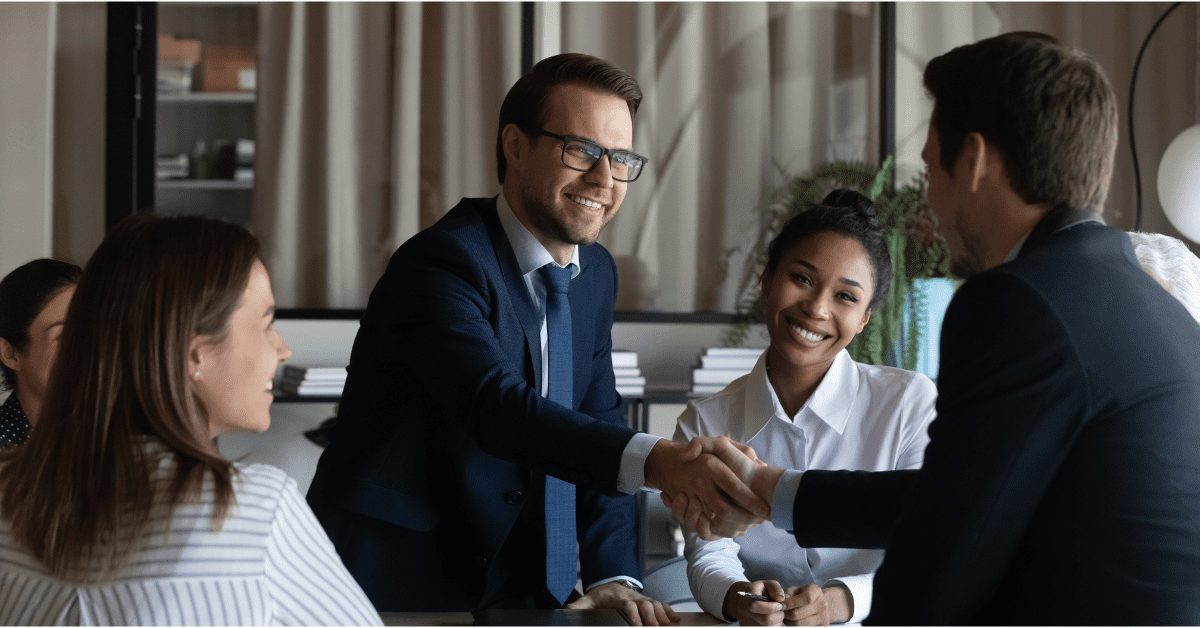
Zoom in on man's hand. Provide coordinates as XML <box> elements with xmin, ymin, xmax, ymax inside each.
<box><xmin>778</xmin><ymin>584</ymin><xmax>851</xmax><ymax>626</ymax></box>
<box><xmin>653</xmin><ymin>437</ymin><xmax>784</xmax><ymax>540</ymax></box>
<box><xmin>645</xmin><ymin>437</ymin><xmax>769</xmax><ymax>540</ymax></box>
<box><xmin>566</xmin><ymin>581</ymin><xmax>681</xmax><ymax>626</ymax></box>
<box><xmin>722</xmin><ymin>580</ymin><xmax>791</xmax><ymax>626</ymax></box>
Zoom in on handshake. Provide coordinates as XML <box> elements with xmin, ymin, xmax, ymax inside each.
<box><xmin>644</xmin><ymin>436</ymin><xmax>785</xmax><ymax>541</ymax></box>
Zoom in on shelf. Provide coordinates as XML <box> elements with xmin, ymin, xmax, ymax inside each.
<box><xmin>158</xmin><ymin>92</ymin><xmax>255</xmax><ymax>104</ymax></box>
<box><xmin>157</xmin><ymin>179</ymin><xmax>253</xmax><ymax>191</ymax></box>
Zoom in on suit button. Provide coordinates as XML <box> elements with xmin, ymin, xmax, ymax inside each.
<box><xmin>504</xmin><ymin>491</ymin><xmax>524</xmax><ymax>504</ymax></box>
<box><xmin>475</xmin><ymin>556</ymin><xmax>489</xmax><ymax>567</ymax></box>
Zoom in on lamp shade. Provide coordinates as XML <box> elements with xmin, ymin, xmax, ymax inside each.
<box><xmin>1158</xmin><ymin>124</ymin><xmax>1200</xmax><ymax>243</ymax></box>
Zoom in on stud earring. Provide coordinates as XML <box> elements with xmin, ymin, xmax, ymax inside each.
<box><xmin>194</xmin><ymin>370</ymin><xmax>201</xmax><ymax>380</ymax></box>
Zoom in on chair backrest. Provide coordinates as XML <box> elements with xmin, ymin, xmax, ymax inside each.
<box><xmin>640</xmin><ymin>555</ymin><xmax>701</xmax><ymax>611</ymax></box>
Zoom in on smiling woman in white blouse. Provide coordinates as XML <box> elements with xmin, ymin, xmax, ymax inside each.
<box><xmin>673</xmin><ymin>190</ymin><xmax>937</xmax><ymax>626</ymax></box>
<box><xmin>0</xmin><ymin>215</ymin><xmax>380</xmax><ymax>626</ymax></box>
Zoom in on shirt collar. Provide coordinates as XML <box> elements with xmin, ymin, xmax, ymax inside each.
<box><xmin>742</xmin><ymin>349</ymin><xmax>858</xmax><ymax>437</ymax></box>
<box><xmin>803</xmin><ymin>349</ymin><xmax>858</xmax><ymax>434</ymax></box>
<box><xmin>1004</xmin><ymin>231</ymin><xmax>1032</xmax><ymax>263</ymax></box>
<box><xmin>497</xmin><ymin>193</ymin><xmax>581</xmax><ymax>277</ymax></box>
<box><xmin>1004</xmin><ymin>215</ymin><xmax>1103</xmax><ymax>263</ymax></box>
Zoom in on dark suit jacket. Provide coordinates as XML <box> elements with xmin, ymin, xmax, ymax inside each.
<box><xmin>792</xmin><ymin>211</ymin><xmax>1200</xmax><ymax>624</ymax></box>
<box><xmin>306</xmin><ymin>197</ymin><xmax>639</xmax><ymax>611</ymax></box>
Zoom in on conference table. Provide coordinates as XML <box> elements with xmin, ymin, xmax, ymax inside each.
<box><xmin>379</xmin><ymin>609</ymin><xmax>729</xmax><ymax>626</ymax></box>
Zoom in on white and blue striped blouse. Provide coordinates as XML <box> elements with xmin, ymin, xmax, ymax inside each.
<box><xmin>0</xmin><ymin>453</ymin><xmax>381</xmax><ymax>626</ymax></box>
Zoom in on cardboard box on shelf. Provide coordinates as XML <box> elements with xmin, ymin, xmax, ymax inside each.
<box><xmin>158</xmin><ymin>35</ymin><xmax>202</xmax><ymax>94</ymax></box>
<box><xmin>203</xmin><ymin>43</ymin><xmax>257</xmax><ymax>93</ymax></box>
<box><xmin>158</xmin><ymin>34</ymin><xmax>201</xmax><ymax>64</ymax></box>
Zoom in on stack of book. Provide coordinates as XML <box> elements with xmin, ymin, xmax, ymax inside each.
<box><xmin>276</xmin><ymin>365</ymin><xmax>347</xmax><ymax>396</ymax></box>
<box><xmin>611</xmin><ymin>350</ymin><xmax>645</xmax><ymax>397</ymax></box>
<box><xmin>691</xmin><ymin>347</ymin><xmax>765</xmax><ymax>395</ymax></box>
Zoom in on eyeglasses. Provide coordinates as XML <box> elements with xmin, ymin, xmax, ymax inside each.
<box><xmin>523</xmin><ymin>129</ymin><xmax>648</xmax><ymax>182</ymax></box>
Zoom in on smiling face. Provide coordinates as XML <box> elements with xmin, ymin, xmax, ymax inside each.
<box><xmin>507</xmin><ymin>83</ymin><xmax>632</xmax><ymax>260</ymax></box>
<box><xmin>762</xmin><ymin>231</ymin><xmax>874</xmax><ymax>376</ymax></box>
<box><xmin>191</xmin><ymin>260</ymin><xmax>291</xmax><ymax>438</ymax></box>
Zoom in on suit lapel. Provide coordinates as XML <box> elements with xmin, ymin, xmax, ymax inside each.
<box><xmin>480</xmin><ymin>199</ymin><xmax>544</xmax><ymax>394</ymax></box>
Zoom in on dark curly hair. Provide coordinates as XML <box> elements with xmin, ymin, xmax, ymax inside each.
<box><xmin>763</xmin><ymin>189</ymin><xmax>892</xmax><ymax>311</ymax></box>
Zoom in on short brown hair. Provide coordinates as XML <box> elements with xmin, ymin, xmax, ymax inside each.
<box><xmin>924</xmin><ymin>32</ymin><xmax>1119</xmax><ymax>212</ymax></box>
<box><xmin>496</xmin><ymin>53</ymin><xmax>643</xmax><ymax>184</ymax></box>
<box><xmin>0</xmin><ymin>214</ymin><xmax>259</xmax><ymax>581</ymax></box>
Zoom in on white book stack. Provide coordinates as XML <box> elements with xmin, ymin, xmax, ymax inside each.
<box><xmin>276</xmin><ymin>365</ymin><xmax>347</xmax><ymax>396</ymax></box>
<box><xmin>611</xmin><ymin>350</ymin><xmax>645</xmax><ymax>397</ymax></box>
<box><xmin>691</xmin><ymin>347</ymin><xmax>765</xmax><ymax>395</ymax></box>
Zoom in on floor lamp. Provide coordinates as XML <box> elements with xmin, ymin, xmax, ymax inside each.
<box><xmin>1131</xmin><ymin>2</ymin><xmax>1200</xmax><ymax>243</ymax></box>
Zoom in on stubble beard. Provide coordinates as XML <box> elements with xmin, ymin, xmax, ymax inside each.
<box><xmin>521</xmin><ymin>188</ymin><xmax>611</xmax><ymax>247</ymax></box>
<box><xmin>948</xmin><ymin>216</ymin><xmax>990</xmax><ymax>280</ymax></box>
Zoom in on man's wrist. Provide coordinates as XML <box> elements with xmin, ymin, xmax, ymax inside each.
<box><xmin>643</xmin><ymin>439</ymin><xmax>680</xmax><ymax>490</ymax></box>
<box><xmin>822</xmin><ymin>584</ymin><xmax>852</xmax><ymax>624</ymax></box>
<box><xmin>612</xmin><ymin>578</ymin><xmax>642</xmax><ymax>593</ymax></box>
<box><xmin>587</xmin><ymin>576</ymin><xmax>644</xmax><ymax>594</ymax></box>
<box><xmin>750</xmin><ymin>465</ymin><xmax>784</xmax><ymax>509</ymax></box>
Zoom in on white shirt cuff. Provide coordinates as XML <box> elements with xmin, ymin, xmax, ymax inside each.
<box><xmin>618</xmin><ymin>433</ymin><xmax>663</xmax><ymax>494</ymax></box>
<box><xmin>697</xmin><ymin>576</ymin><xmax>747</xmax><ymax>619</ymax></box>
<box><xmin>770</xmin><ymin>470</ymin><xmax>804</xmax><ymax>531</ymax></box>
<box><xmin>586</xmin><ymin>576</ymin><xmax>645</xmax><ymax>593</ymax></box>
<box><xmin>824</xmin><ymin>574</ymin><xmax>873</xmax><ymax>624</ymax></box>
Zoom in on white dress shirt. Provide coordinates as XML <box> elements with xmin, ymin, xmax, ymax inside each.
<box><xmin>496</xmin><ymin>194</ymin><xmax>655</xmax><ymax>591</ymax></box>
<box><xmin>674</xmin><ymin>349</ymin><xmax>936</xmax><ymax>623</ymax></box>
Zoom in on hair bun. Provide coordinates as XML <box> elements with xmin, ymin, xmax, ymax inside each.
<box><xmin>820</xmin><ymin>189</ymin><xmax>879</xmax><ymax>227</ymax></box>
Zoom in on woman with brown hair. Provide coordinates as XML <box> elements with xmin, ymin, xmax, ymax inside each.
<box><xmin>0</xmin><ymin>215</ymin><xmax>380</xmax><ymax>625</ymax></box>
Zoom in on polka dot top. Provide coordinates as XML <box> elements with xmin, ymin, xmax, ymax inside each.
<box><xmin>0</xmin><ymin>394</ymin><xmax>30</xmax><ymax>448</ymax></box>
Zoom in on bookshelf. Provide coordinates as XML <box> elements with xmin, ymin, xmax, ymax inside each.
<box><xmin>154</xmin><ymin>3</ymin><xmax>258</xmax><ymax>227</ymax></box>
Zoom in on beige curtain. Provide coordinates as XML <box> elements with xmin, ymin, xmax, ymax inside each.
<box><xmin>254</xmin><ymin>2</ymin><xmax>521</xmax><ymax>308</ymax></box>
<box><xmin>558</xmin><ymin>2</ymin><xmax>879</xmax><ymax>312</ymax></box>
<box><xmin>248</xmin><ymin>1</ymin><xmax>1197</xmax><ymax>311</ymax></box>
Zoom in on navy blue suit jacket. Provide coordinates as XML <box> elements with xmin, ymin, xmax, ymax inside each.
<box><xmin>307</xmin><ymin>197</ymin><xmax>640</xmax><ymax>611</ymax></box>
<box><xmin>792</xmin><ymin>211</ymin><xmax>1200</xmax><ymax>624</ymax></box>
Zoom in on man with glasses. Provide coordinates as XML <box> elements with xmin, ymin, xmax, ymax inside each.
<box><xmin>307</xmin><ymin>53</ymin><xmax>768</xmax><ymax>624</ymax></box>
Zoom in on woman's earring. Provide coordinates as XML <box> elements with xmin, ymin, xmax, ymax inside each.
<box><xmin>194</xmin><ymin>370</ymin><xmax>201</xmax><ymax>380</ymax></box>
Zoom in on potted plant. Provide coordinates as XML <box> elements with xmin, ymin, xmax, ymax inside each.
<box><xmin>727</xmin><ymin>157</ymin><xmax>952</xmax><ymax>370</ymax></box>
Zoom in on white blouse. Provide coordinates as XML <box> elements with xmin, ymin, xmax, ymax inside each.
<box><xmin>0</xmin><ymin>452</ymin><xmax>380</xmax><ymax>626</ymax></box>
<box><xmin>673</xmin><ymin>349</ymin><xmax>936</xmax><ymax>623</ymax></box>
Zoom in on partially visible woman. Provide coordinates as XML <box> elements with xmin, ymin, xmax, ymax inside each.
<box><xmin>0</xmin><ymin>215</ymin><xmax>381</xmax><ymax>626</ymax></box>
<box><xmin>672</xmin><ymin>190</ymin><xmax>937</xmax><ymax>626</ymax></box>
<box><xmin>0</xmin><ymin>258</ymin><xmax>82</xmax><ymax>446</ymax></box>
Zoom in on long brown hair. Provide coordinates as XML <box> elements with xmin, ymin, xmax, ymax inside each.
<box><xmin>0</xmin><ymin>214</ymin><xmax>261</xmax><ymax>581</ymax></box>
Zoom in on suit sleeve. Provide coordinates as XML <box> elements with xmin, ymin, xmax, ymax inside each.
<box><xmin>864</xmin><ymin>271</ymin><xmax>1089</xmax><ymax>624</ymax></box>
<box><xmin>363</xmin><ymin>227</ymin><xmax>634</xmax><ymax>496</ymax></box>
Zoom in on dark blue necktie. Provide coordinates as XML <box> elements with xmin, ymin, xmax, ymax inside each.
<box><xmin>539</xmin><ymin>263</ymin><xmax>577</xmax><ymax>604</ymax></box>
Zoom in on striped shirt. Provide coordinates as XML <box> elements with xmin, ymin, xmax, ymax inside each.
<box><xmin>0</xmin><ymin>454</ymin><xmax>381</xmax><ymax>626</ymax></box>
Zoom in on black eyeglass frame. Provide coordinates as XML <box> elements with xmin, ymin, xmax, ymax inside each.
<box><xmin>522</xmin><ymin>128</ymin><xmax>649</xmax><ymax>182</ymax></box>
